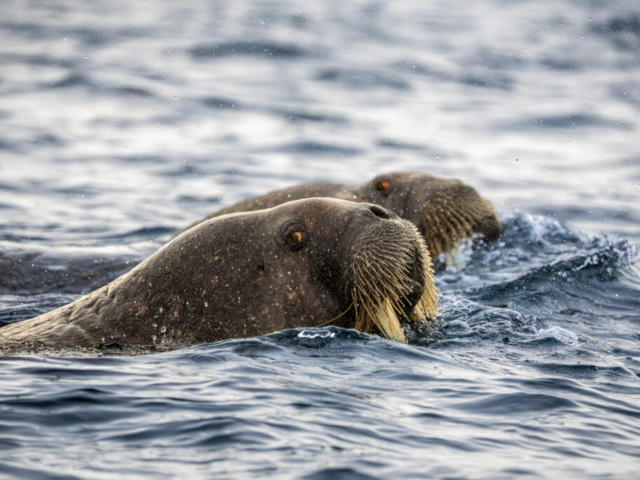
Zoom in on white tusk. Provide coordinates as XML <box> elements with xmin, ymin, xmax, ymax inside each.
<box><xmin>375</xmin><ymin>299</ymin><xmax>407</xmax><ymax>344</ymax></box>
<box><xmin>409</xmin><ymin>307</ymin><xmax>427</xmax><ymax>323</ymax></box>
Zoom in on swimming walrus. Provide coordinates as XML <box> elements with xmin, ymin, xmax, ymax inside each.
<box><xmin>189</xmin><ymin>172</ymin><xmax>500</xmax><ymax>258</ymax></box>
<box><xmin>0</xmin><ymin>198</ymin><xmax>438</xmax><ymax>349</ymax></box>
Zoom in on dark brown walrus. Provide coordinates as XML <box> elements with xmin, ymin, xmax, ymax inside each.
<box><xmin>189</xmin><ymin>172</ymin><xmax>501</xmax><ymax>258</ymax></box>
<box><xmin>0</xmin><ymin>198</ymin><xmax>438</xmax><ymax>349</ymax></box>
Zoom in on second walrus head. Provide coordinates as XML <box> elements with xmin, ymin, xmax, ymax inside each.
<box><xmin>187</xmin><ymin>171</ymin><xmax>501</xmax><ymax>259</ymax></box>
<box><xmin>354</xmin><ymin>172</ymin><xmax>501</xmax><ymax>257</ymax></box>
<box><xmin>0</xmin><ymin>198</ymin><xmax>437</xmax><ymax>349</ymax></box>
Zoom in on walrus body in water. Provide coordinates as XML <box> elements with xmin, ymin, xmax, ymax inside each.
<box><xmin>189</xmin><ymin>172</ymin><xmax>500</xmax><ymax>258</ymax></box>
<box><xmin>0</xmin><ymin>198</ymin><xmax>437</xmax><ymax>349</ymax></box>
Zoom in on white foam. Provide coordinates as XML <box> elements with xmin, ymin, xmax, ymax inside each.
<box><xmin>537</xmin><ymin>326</ymin><xmax>578</xmax><ymax>346</ymax></box>
<box><xmin>298</xmin><ymin>329</ymin><xmax>336</xmax><ymax>339</ymax></box>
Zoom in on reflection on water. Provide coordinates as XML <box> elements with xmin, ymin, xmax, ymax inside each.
<box><xmin>0</xmin><ymin>0</ymin><xmax>639</xmax><ymax>478</ymax></box>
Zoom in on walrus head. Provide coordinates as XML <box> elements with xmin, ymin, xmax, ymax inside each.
<box><xmin>0</xmin><ymin>198</ymin><xmax>438</xmax><ymax>348</ymax></box>
<box><xmin>143</xmin><ymin>198</ymin><xmax>438</xmax><ymax>345</ymax></box>
<box><xmin>245</xmin><ymin>198</ymin><xmax>438</xmax><ymax>343</ymax></box>
<box><xmin>356</xmin><ymin>172</ymin><xmax>501</xmax><ymax>257</ymax></box>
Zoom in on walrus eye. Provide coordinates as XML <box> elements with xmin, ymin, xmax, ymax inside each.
<box><xmin>281</xmin><ymin>221</ymin><xmax>306</xmax><ymax>250</ymax></box>
<box><xmin>288</xmin><ymin>231</ymin><xmax>303</xmax><ymax>245</ymax></box>
<box><xmin>376</xmin><ymin>180</ymin><xmax>391</xmax><ymax>194</ymax></box>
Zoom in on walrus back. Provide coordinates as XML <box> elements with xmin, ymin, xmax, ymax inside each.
<box><xmin>187</xmin><ymin>182</ymin><xmax>352</xmax><ymax>230</ymax></box>
<box><xmin>0</xmin><ymin>296</ymin><xmax>100</xmax><ymax>348</ymax></box>
<box><xmin>0</xmin><ymin>278</ymin><xmax>126</xmax><ymax>348</ymax></box>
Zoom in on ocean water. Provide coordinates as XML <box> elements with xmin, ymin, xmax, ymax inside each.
<box><xmin>1</xmin><ymin>0</ymin><xmax>640</xmax><ymax>478</ymax></box>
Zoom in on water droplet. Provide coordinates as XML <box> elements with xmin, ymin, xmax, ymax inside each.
<box><xmin>161</xmin><ymin>326</ymin><xmax>167</xmax><ymax>333</ymax></box>
<box><xmin>152</xmin><ymin>323</ymin><xmax>157</xmax><ymax>328</ymax></box>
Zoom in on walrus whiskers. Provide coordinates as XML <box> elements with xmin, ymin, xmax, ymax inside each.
<box><xmin>351</xmin><ymin>222</ymin><xmax>438</xmax><ymax>343</ymax></box>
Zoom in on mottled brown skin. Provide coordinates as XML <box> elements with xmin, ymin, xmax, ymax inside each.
<box><xmin>0</xmin><ymin>198</ymin><xmax>427</xmax><ymax>349</ymax></box>
<box><xmin>189</xmin><ymin>172</ymin><xmax>501</xmax><ymax>257</ymax></box>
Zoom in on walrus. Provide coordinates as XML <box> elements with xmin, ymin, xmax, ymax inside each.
<box><xmin>188</xmin><ymin>172</ymin><xmax>500</xmax><ymax>258</ymax></box>
<box><xmin>0</xmin><ymin>198</ymin><xmax>438</xmax><ymax>349</ymax></box>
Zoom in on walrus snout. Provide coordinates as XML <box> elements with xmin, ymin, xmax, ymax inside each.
<box><xmin>346</xmin><ymin>211</ymin><xmax>438</xmax><ymax>343</ymax></box>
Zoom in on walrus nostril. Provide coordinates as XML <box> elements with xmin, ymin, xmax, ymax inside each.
<box><xmin>368</xmin><ymin>205</ymin><xmax>393</xmax><ymax>220</ymax></box>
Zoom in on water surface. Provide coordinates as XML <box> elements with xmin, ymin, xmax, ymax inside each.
<box><xmin>1</xmin><ymin>0</ymin><xmax>639</xmax><ymax>478</ymax></box>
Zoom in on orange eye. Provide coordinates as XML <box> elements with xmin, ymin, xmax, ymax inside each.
<box><xmin>288</xmin><ymin>231</ymin><xmax>303</xmax><ymax>245</ymax></box>
<box><xmin>376</xmin><ymin>180</ymin><xmax>390</xmax><ymax>192</ymax></box>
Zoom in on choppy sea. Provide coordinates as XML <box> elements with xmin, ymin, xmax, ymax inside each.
<box><xmin>1</xmin><ymin>0</ymin><xmax>639</xmax><ymax>478</ymax></box>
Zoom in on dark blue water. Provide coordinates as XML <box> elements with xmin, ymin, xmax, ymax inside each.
<box><xmin>1</xmin><ymin>0</ymin><xmax>639</xmax><ymax>478</ymax></box>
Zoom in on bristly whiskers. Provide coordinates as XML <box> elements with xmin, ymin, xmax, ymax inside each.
<box><xmin>351</xmin><ymin>221</ymin><xmax>438</xmax><ymax>343</ymax></box>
